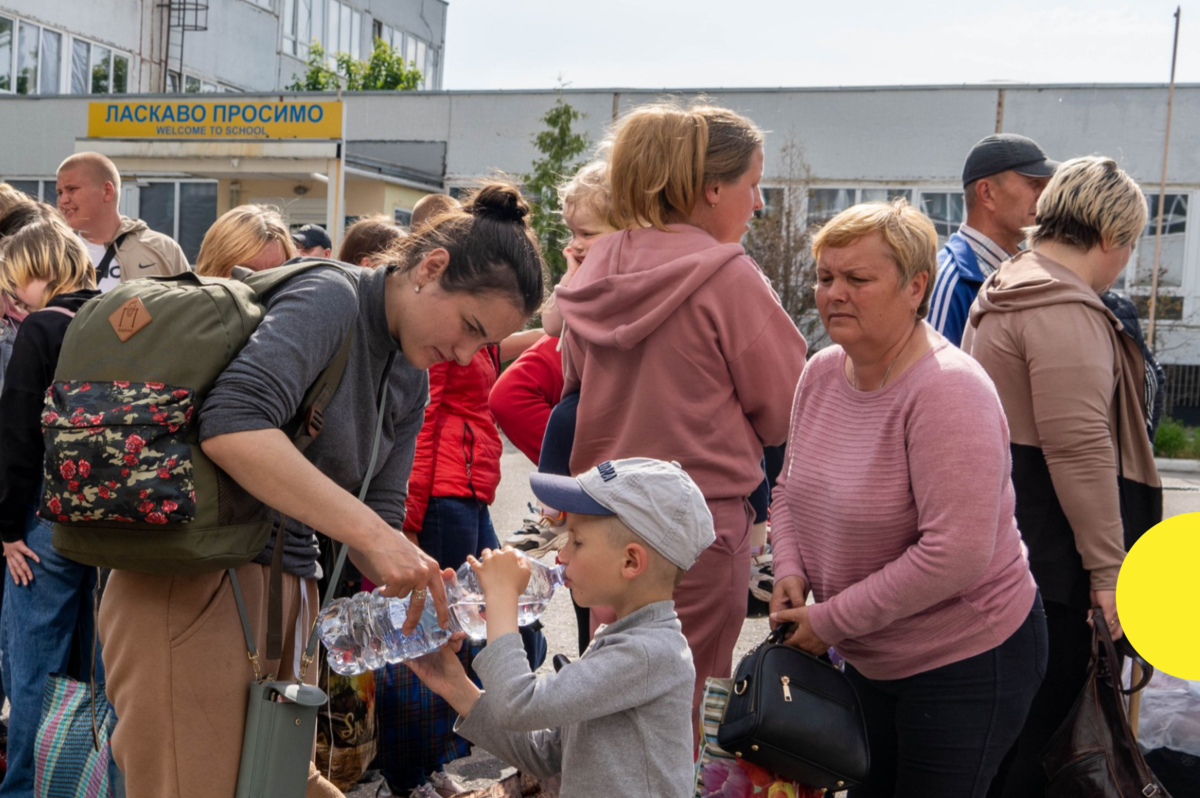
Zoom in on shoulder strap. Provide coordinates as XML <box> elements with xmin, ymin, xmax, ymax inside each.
<box><xmin>238</xmin><ymin>258</ymin><xmax>354</xmax><ymax>298</ymax></box>
<box><xmin>303</xmin><ymin>352</ymin><xmax>396</xmax><ymax>671</ymax></box>
<box><xmin>97</xmin><ymin>232</ymin><xmax>130</xmax><ymax>278</ymax></box>
<box><xmin>229</xmin><ymin>351</ymin><xmax>397</xmax><ymax>679</ymax></box>
<box><xmin>241</xmin><ymin>260</ymin><xmax>359</xmax><ymax>453</ymax></box>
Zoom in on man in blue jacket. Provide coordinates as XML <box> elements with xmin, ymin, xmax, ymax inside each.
<box><xmin>928</xmin><ymin>134</ymin><xmax>1057</xmax><ymax>346</ymax></box>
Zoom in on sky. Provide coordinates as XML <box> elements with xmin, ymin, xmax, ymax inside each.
<box><xmin>443</xmin><ymin>1</ymin><xmax>1198</xmax><ymax>91</ymax></box>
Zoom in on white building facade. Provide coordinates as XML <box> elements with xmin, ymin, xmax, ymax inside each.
<box><xmin>1</xmin><ymin>82</ymin><xmax>1199</xmax><ymax>415</ymax></box>
<box><xmin>0</xmin><ymin>0</ymin><xmax>446</xmax><ymax>96</ymax></box>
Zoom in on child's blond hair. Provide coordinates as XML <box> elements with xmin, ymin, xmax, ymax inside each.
<box><xmin>558</xmin><ymin>161</ymin><xmax>617</xmax><ymax>231</ymax></box>
<box><xmin>0</xmin><ymin>219</ymin><xmax>96</xmax><ymax>306</ymax></box>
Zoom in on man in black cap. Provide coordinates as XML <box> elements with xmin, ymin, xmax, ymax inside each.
<box><xmin>928</xmin><ymin>134</ymin><xmax>1058</xmax><ymax>346</ymax></box>
<box><xmin>292</xmin><ymin>223</ymin><xmax>332</xmax><ymax>258</ymax></box>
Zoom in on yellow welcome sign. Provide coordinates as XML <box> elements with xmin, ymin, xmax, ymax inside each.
<box><xmin>88</xmin><ymin>100</ymin><xmax>343</xmax><ymax>140</ymax></box>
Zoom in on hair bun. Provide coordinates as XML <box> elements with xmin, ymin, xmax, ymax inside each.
<box><xmin>468</xmin><ymin>183</ymin><xmax>530</xmax><ymax>224</ymax></box>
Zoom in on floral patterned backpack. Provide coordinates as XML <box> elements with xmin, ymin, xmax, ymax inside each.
<box><xmin>42</xmin><ymin>262</ymin><xmax>355</xmax><ymax>574</ymax></box>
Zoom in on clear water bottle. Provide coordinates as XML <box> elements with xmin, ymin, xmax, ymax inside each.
<box><xmin>318</xmin><ymin>552</ymin><xmax>565</xmax><ymax>673</ymax></box>
<box><xmin>449</xmin><ymin>551</ymin><xmax>566</xmax><ymax>641</ymax></box>
<box><xmin>317</xmin><ymin>590</ymin><xmax>452</xmax><ymax>676</ymax></box>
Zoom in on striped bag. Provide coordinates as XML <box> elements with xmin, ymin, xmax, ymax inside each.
<box><xmin>694</xmin><ymin>677</ymin><xmax>825</xmax><ymax>798</ymax></box>
<box><xmin>34</xmin><ymin>673</ymin><xmax>117</xmax><ymax>798</ymax></box>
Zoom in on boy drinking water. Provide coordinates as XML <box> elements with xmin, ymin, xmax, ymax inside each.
<box><xmin>407</xmin><ymin>457</ymin><xmax>715</xmax><ymax>798</ymax></box>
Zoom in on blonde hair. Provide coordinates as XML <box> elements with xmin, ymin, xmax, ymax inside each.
<box><xmin>811</xmin><ymin>199</ymin><xmax>940</xmax><ymax>318</ymax></box>
<box><xmin>1028</xmin><ymin>156</ymin><xmax>1148</xmax><ymax>251</ymax></box>
<box><xmin>608</xmin><ymin>101</ymin><xmax>764</xmax><ymax>231</ymax></box>
<box><xmin>0</xmin><ymin>219</ymin><xmax>96</xmax><ymax>305</ymax></box>
<box><xmin>340</xmin><ymin>214</ymin><xmax>406</xmax><ymax>266</ymax></box>
<box><xmin>576</xmin><ymin>513</ymin><xmax>686</xmax><ymax>588</ymax></box>
<box><xmin>0</xmin><ymin>183</ymin><xmax>28</xmax><ymax>221</ymax></box>
<box><xmin>195</xmin><ymin>204</ymin><xmax>296</xmax><ymax>278</ymax></box>
<box><xmin>410</xmin><ymin>194</ymin><xmax>462</xmax><ymax>231</ymax></box>
<box><xmin>57</xmin><ymin>152</ymin><xmax>122</xmax><ymax>195</ymax></box>
<box><xmin>558</xmin><ymin>161</ymin><xmax>617</xmax><ymax>230</ymax></box>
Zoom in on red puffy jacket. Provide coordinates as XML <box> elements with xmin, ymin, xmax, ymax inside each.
<box><xmin>402</xmin><ymin>346</ymin><xmax>503</xmax><ymax>536</ymax></box>
<box><xmin>488</xmin><ymin>334</ymin><xmax>565</xmax><ymax>465</ymax></box>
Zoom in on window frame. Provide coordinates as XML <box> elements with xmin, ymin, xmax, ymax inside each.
<box><xmin>1119</xmin><ymin>189</ymin><xmax>1196</xmax><ymax>305</ymax></box>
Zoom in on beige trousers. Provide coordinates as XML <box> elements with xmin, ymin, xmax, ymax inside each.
<box><xmin>99</xmin><ymin>563</ymin><xmax>329</xmax><ymax>798</ymax></box>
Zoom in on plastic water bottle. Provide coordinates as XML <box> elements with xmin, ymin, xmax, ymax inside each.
<box><xmin>317</xmin><ymin>552</ymin><xmax>565</xmax><ymax>674</ymax></box>
<box><xmin>449</xmin><ymin>551</ymin><xmax>566</xmax><ymax>641</ymax></box>
<box><xmin>317</xmin><ymin>590</ymin><xmax>452</xmax><ymax>676</ymax></box>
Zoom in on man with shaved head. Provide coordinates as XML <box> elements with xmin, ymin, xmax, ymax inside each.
<box><xmin>56</xmin><ymin>152</ymin><xmax>189</xmax><ymax>291</ymax></box>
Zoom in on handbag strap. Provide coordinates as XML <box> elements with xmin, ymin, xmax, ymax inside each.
<box><xmin>230</xmin><ymin>351</ymin><xmax>396</xmax><ymax>681</ymax></box>
<box><xmin>1092</xmin><ymin>607</ymin><xmax>1161</xmax><ymax>791</ymax></box>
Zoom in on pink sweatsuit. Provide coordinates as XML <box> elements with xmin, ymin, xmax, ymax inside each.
<box><xmin>556</xmin><ymin>224</ymin><xmax>808</xmax><ymax>710</ymax></box>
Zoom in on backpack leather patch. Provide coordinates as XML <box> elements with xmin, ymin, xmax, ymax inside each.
<box><xmin>109</xmin><ymin>297</ymin><xmax>152</xmax><ymax>342</ymax></box>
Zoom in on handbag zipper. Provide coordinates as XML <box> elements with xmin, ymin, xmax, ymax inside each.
<box><xmin>781</xmin><ymin>675</ymin><xmax>792</xmax><ymax>702</ymax></box>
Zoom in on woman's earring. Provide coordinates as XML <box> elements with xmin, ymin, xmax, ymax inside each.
<box><xmin>414</xmin><ymin>284</ymin><xmax>421</xmax><ymax>293</ymax></box>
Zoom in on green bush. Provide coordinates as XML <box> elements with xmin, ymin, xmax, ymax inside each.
<box><xmin>1155</xmin><ymin>417</ymin><xmax>1188</xmax><ymax>458</ymax></box>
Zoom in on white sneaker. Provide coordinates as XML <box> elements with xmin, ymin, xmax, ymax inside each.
<box><xmin>749</xmin><ymin>547</ymin><xmax>774</xmax><ymax>603</ymax></box>
<box><xmin>504</xmin><ymin>504</ymin><xmax>566</xmax><ymax>556</ymax></box>
<box><xmin>422</xmin><ymin>769</ymin><xmax>466</xmax><ymax>797</ymax></box>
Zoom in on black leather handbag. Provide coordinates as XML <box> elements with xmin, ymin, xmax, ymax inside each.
<box><xmin>1042</xmin><ymin>610</ymin><xmax>1171</xmax><ymax>797</ymax></box>
<box><xmin>718</xmin><ymin>624</ymin><xmax>870</xmax><ymax>792</ymax></box>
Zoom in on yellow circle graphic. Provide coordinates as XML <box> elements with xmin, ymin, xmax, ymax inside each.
<box><xmin>1116</xmin><ymin>512</ymin><xmax>1200</xmax><ymax>680</ymax></box>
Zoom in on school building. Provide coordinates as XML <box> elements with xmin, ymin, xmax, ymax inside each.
<box><xmin>1</xmin><ymin>81</ymin><xmax>1199</xmax><ymax>417</ymax></box>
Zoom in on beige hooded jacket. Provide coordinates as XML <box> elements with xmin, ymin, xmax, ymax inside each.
<box><xmin>963</xmin><ymin>250</ymin><xmax>1160</xmax><ymax>610</ymax></box>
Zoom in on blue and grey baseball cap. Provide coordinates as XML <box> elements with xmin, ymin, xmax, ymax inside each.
<box><xmin>530</xmin><ymin>457</ymin><xmax>715</xmax><ymax>570</ymax></box>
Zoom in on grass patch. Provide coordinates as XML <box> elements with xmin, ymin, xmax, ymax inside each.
<box><xmin>1154</xmin><ymin>417</ymin><xmax>1200</xmax><ymax>460</ymax></box>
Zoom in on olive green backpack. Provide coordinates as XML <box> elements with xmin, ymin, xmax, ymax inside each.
<box><xmin>42</xmin><ymin>262</ymin><xmax>356</xmax><ymax>574</ymax></box>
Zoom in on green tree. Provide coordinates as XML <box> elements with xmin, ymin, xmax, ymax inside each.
<box><xmin>288</xmin><ymin>39</ymin><xmax>422</xmax><ymax>91</ymax></box>
<box><xmin>523</xmin><ymin>95</ymin><xmax>589</xmax><ymax>280</ymax></box>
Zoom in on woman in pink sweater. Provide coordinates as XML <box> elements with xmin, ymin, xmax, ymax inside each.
<box><xmin>557</xmin><ymin>102</ymin><xmax>807</xmax><ymax>714</ymax></box>
<box><xmin>768</xmin><ymin>201</ymin><xmax>1044</xmax><ymax>798</ymax></box>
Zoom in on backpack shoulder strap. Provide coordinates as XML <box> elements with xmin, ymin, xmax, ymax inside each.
<box><xmin>238</xmin><ymin>259</ymin><xmax>355</xmax><ymax>298</ymax></box>
<box><xmin>247</xmin><ymin>261</ymin><xmax>361</xmax><ymax>453</ymax></box>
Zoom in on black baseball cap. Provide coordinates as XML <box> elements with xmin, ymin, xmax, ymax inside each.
<box><xmin>962</xmin><ymin>134</ymin><xmax>1059</xmax><ymax>187</ymax></box>
<box><xmin>292</xmin><ymin>224</ymin><xmax>331</xmax><ymax>251</ymax></box>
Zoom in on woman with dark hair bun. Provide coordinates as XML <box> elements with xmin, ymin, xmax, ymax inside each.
<box><xmin>99</xmin><ymin>182</ymin><xmax>546</xmax><ymax>798</ymax></box>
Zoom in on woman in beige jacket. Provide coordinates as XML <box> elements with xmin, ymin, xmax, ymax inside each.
<box><xmin>963</xmin><ymin>156</ymin><xmax>1161</xmax><ymax>797</ymax></box>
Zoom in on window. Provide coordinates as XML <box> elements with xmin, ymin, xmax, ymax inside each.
<box><xmin>283</xmin><ymin>0</ymin><xmax>326</xmax><ymax>58</ymax></box>
<box><xmin>68</xmin><ymin>38</ymin><xmax>130</xmax><ymax>95</ymax></box>
<box><xmin>6</xmin><ymin>179</ymin><xmax>41</xmax><ymax>200</ymax></box>
<box><xmin>17</xmin><ymin>20</ymin><xmax>37</xmax><ymax>94</ymax></box>
<box><xmin>184</xmin><ymin>75</ymin><xmax>200</xmax><ymax>93</ymax></box>
<box><xmin>137</xmin><ymin>181</ymin><xmax>218</xmax><ymax>263</ymax></box>
<box><xmin>167</xmin><ymin>70</ymin><xmax>180</xmax><ymax>93</ymax></box>
<box><xmin>3</xmin><ymin>17</ymin><xmax>129</xmax><ymax>95</ymax></box>
<box><xmin>40</xmin><ymin>28</ymin><xmax>60</xmax><ymax>95</ymax></box>
<box><xmin>0</xmin><ymin>16</ymin><xmax>12</xmax><ymax>91</ymax></box>
<box><xmin>1125</xmin><ymin>193</ymin><xmax>1189</xmax><ymax>291</ymax></box>
<box><xmin>394</xmin><ymin>207</ymin><xmax>412</xmax><ymax>227</ymax></box>
<box><xmin>321</xmin><ymin>1</ymin><xmax>361</xmax><ymax>60</ymax></box>
<box><xmin>757</xmin><ymin>187</ymin><xmax>785</xmax><ymax>219</ymax></box>
<box><xmin>806</xmin><ymin>187</ymin><xmax>913</xmax><ymax>228</ymax></box>
<box><xmin>918</xmin><ymin>191</ymin><xmax>965</xmax><ymax>241</ymax></box>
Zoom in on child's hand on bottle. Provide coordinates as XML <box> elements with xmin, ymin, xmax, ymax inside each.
<box><xmin>406</xmin><ymin>632</ymin><xmax>480</xmax><ymax>715</ymax></box>
<box><xmin>469</xmin><ymin>547</ymin><xmax>532</xmax><ymax>601</ymax></box>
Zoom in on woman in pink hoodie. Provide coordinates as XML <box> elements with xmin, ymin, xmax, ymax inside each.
<box><xmin>556</xmin><ymin>102</ymin><xmax>808</xmax><ymax>713</ymax></box>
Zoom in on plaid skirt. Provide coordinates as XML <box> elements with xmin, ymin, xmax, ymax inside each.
<box><xmin>375</xmin><ymin>641</ymin><xmax>484</xmax><ymax>792</ymax></box>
